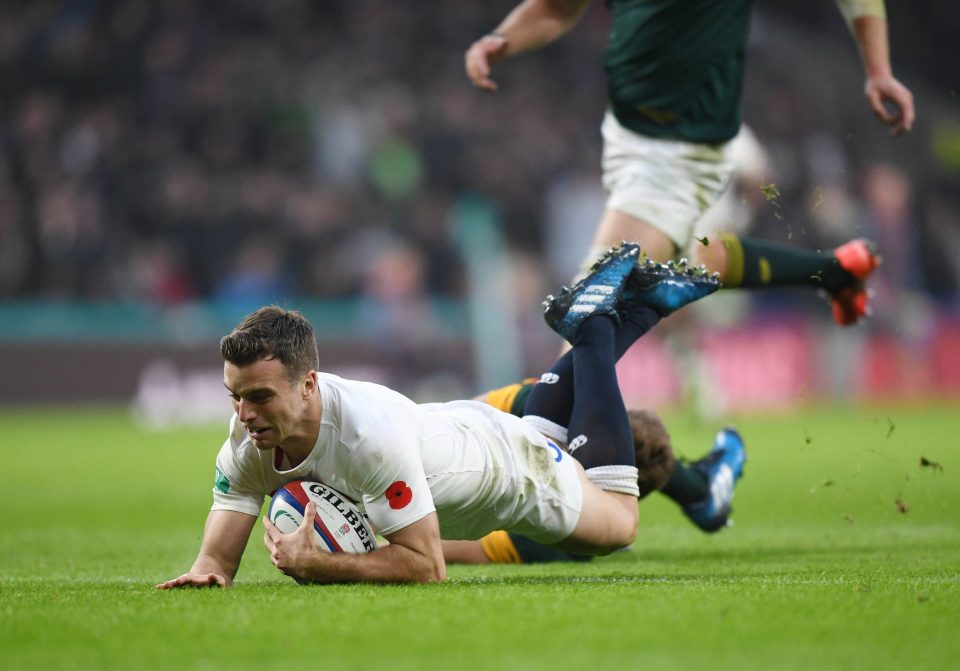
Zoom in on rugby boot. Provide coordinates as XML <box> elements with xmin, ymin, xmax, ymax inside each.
<box><xmin>830</xmin><ymin>239</ymin><xmax>880</xmax><ymax>326</ymax></box>
<box><xmin>682</xmin><ymin>428</ymin><xmax>747</xmax><ymax>533</ymax></box>
<box><xmin>543</xmin><ymin>241</ymin><xmax>640</xmax><ymax>342</ymax></box>
<box><xmin>621</xmin><ymin>257</ymin><xmax>721</xmax><ymax>317</ymax></box>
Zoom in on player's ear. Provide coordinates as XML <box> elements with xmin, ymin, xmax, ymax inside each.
<box><xmin>302</xmin><ymin>370</ymin><xmax>318</xmax><ymax>398</ymax></box>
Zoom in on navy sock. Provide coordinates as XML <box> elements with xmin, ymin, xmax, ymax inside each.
<box><xmin>564</xmin><ymin>317</ymin><xmax>633</xmax><ymax>470</ymax></box>
<box><xmin>522</xmin><ymin>351</ymin><xmax>575</xmax><ymax>428</ymax></box>
<box><xmin>615</xmin><ymin>304</ymin><xmax>661</xmax><ymax>358</ymax></box>
<box><xmin>522</xmin><ymin>304</ymin><xmax>660</xmax><ymax>431</ymax></box>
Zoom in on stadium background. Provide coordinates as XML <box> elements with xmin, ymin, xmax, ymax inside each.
<box><xmin>1</xmin><ymin>0</ymin><xmax>958</xmax><ymax>418</ymax></box>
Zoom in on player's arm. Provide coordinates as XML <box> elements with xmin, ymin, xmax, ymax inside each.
<box><xmin>263</xmin><ymin>504</ymin><xmax>445</xmax><ymax>584</ymax></box>
<box><xmin>465</xmin><ymin>0</ymin><xmax>593</xmax><ymax>91</ymax></box>
<box><xmin>156</xmin><ymin>509</ymin><xmax>257</xmax><ymax>589</ymax></box>
<box><xmin>835</xmin><ymin>0</ymin><xmax>914</xmax><ymax>135</ymax></box>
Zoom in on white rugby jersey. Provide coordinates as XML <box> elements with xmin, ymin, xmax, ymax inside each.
<box><xmin>212</xmin><ymin>373</ymin><xmax>575</xmax><ymax>540</ymax></box>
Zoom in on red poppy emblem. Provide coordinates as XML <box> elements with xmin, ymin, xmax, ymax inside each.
<box><xmin>385</xmin><ymin>480</ymin><xmax>413</xmax><ymax>509</ymax></box>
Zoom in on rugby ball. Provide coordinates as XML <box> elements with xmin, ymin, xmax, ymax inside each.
<box><xmin>268</xmin><ymin>480</ymin><xmax>377</xmax><ymax>554</ymax></box>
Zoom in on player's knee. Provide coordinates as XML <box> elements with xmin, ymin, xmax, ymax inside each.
<box><xmin>617</xmin><ymin>506</ymin><xmax>639</xmax><ymax>547</ymax></box>
<box><xmin>597</xmin><ymin>505</ymin><xmax>638</xmax><ymax>555</ymax></box>
<box><xmin>593</xmin><ymin>528</ymin><xmax>636</xmax><ymax>556</ymax></box>
<box><xmin>691</xmin><ymin>235</ymin><xmax>729</xmax><ymax>277</ymax></box>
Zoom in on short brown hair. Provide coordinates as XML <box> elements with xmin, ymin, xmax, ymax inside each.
<box><xmin>219</xmin><ymin>306</ymin><xmax>319</xmax><ymax>383</ymax></box>
<box><xmin>629</xmin><ymin>408</ymin><xmax>675</xmax><ymax>499</ymax></box>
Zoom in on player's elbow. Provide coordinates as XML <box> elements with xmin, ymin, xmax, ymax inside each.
<box><xmin>417</xmin><ymin>556</ymin><xmax>446</xmax><ymax>583</ymax></box>
<box><xmin>425</xmin><ymin>566</ymin><xmax>446</xmax><ymax>583</ymax></box>
<box><xmin>398</xmin><ymin>547</ymin><xmax>446</xmax><ymax>583</ymax></box>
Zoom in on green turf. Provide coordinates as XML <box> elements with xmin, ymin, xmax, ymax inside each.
<box><xmin>1</xmin><ymin>403</ymin><xmax>958</xmax><ymax>670</ymax></box>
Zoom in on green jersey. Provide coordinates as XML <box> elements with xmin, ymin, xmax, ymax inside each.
<box><xmin>604</xmin><ymin>0</ymin><xmax>753</xmax><ymax>143</ymax></box>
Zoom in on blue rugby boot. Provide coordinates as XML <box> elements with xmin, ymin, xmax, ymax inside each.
<box><xmin>543</xmin><ymin>242</ymin><xmax>640</xmax><ymax>342</ymax></box>
<box><xmin>621</xmin><ymin>257</ymin><xmax>721</xmax><ymax>317</ymax></box>
<box><xmin>682</xmin><ymin>428</ymin><xmax>747</xmax><ymax>533</ymax></box>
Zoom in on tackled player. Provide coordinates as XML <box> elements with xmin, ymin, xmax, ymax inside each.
<box><xmin>157</xmin><ymin>242</ymin><xmax>720</xmax><ymax>586</ymax></box>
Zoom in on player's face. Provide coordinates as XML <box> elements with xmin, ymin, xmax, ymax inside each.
<box><xmin>223</xmin><ymin>357</ymin><xmax>312</xmax><ymax>452</ymax></box>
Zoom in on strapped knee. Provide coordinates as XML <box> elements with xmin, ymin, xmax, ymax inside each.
<box><xmin>522</xmin><ymin>415</ymin><xmax>569</xmax><ymax>446</ymax></box>
<box><xmin>586</xmin><ymin>465</ymin><xmax>640</xmax><ymax>497</ymax></box>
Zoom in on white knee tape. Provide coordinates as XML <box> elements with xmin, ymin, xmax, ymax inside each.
<box><xmin>522</xmin><ymin>415</ymin><xmax>569</xmax><ymax>446</ymax></box>
<box><xmin>586</xmin><ymin>465</ymin><xmax>640</xmax><ymax>497</ymax></box>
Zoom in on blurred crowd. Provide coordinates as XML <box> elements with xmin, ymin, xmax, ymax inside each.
<box><xmin>1</xmin><ymin>0</ymin><xmax>958</xmax><ymax>323</ymax></box>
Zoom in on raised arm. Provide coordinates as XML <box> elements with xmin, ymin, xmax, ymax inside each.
<box><xmin>263</xmin><ymin>503</ymin><xmax>446</xmax><ymax>583</ymax></box>
<box><xmin>156</xmin><ymin>509</ymin><xmax>257</xmax><ymax>589</ymax></box>
<box><xmin>837</xmin><ymin>0</ymin><xmax>914</xmax><ymax>135</ymax></box>
<box><xmin>465</xmin><ymin>0</ymin><xmax>593</xmax><ymax>91</ymax></box>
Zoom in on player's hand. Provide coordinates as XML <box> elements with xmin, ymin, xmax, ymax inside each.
<box><xmin>864</xmin><ymin>74</ymin><xmax>915</xmax><ymax>136</ymax></box>
<box><xmin>156</xmin><ymin>572</ymin><xmax>227</xmax><ymax>589</ymax></box>
<box><xmin>465</xmin><ymin>33</ymin><xmax>509</xmax><ymax>91</ymax></box>
<box><xmin>263</xmin><ymin>501</ymin><xmax>319</xmax><ymax>581</ymax></box>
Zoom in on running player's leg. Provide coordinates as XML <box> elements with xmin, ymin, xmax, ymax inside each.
<box><xmin>694</xmin><ymin>232</ymin><xmax>880</xmax><ymax>325</ymax></box>
<box><xmin>581</xmin><ymin>111</ymin><xmax>731</xmax><ymax>278</ymax></box>
<box><xmin>587</xmin><ymin>209</ymin><xmax>678</xmax><ymax>267</ymax></box>
<box><xmin>598</xmin><ymin>112</ymin><xmax>878</xmax><ymax>325</ymax></box>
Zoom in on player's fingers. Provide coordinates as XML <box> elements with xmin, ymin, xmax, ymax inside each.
<box><xmin>464</xmin><ymin>45</ymin><xmax>488</xmax><ymax>78</ymax></box>
<box><xmin>465</xmin><ymin>37</ymin><xmax>504</xmax><ymax>91</ymax></box>
<box><xmin>267</xmin><ymin>541</ymin><xmax>283</xmax><ymax>568</ymax></box>
<box><xmin>156</xmin><ymin>573</ymin><xmax>218</xmax><ymax>589</ymax></box>
<box><xmin>165</xmin><ymin>573</ymin><xmax>195</xmax><ymax>588</ymax></box>
<box><xmin>465</xmin><ymin>55</ymin><xmax>496</xmax><ymax>91</ymax></box>
<box><xmin>866</xmin><ymin>88</ymin><xmax>894</xmax><ymax>124</ymax></box>
<box><xmin>263</xmin><ymin>525</ymin><xmax>277</xmax><ymax>554</ymax></box>
<box><xmin>891</xmin><ymin>89</ymin><xmax>915</xmax><ymax>135</ymax></box>
<box><xmin>867</xmin><ymin>78</ymin><xmax>916</xmax><ymax>136</ymax></box>
<box><xmin>300</xmin><ymin>501</ymin><xmax>317</xmax><ymax>531</ymax></box>
<box><xmin>206</xmin><ymin>573</ymin><xmax>226</xmax><ymax>587</ymax></box>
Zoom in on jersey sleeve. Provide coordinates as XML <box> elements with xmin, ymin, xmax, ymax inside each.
<box><xmin>210</xmin><ymin>416</ymin><xmax>266</xmax><ymax>517</ymax></box>
<box><xmin>347</xmin><ymin>424</ymin><xmax>436</xmax><ymax>537</ymax></box>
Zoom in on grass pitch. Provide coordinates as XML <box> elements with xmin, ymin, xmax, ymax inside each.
<box><xmin>1</xmin><ymin>402</ymin><xmax>958</xmax><ymax>670</ymax></box>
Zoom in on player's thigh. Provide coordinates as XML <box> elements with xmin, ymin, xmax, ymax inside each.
<box><xmin>571</xmin><ymin>210</ymin><xmax>677</xmax><ymax>293</ymax></box>
<box><xmin>590</xmin><ymin>209</ymin><xmax>678</xmax><ymax>263</ymax></box>
<box><xmin>600</xmin><ymin>111</ymin><xmax>734</xmax><ymax>257</ymax></box>
<box><xmin>555</xmin><ymin>464</ymin><xmax>638</xmax><ymax>555</ymax></box>
<box><xmin>690</xmin><ymin>233</ymin><xmax>731</xmax><ymax>278</ymax></box>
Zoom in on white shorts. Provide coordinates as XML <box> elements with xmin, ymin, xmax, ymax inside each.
<box><xmin>601</xmin><ymin>111</ymin><xmax>737</xmax><ymax>249</ymax></box>
<box><xmin>414</xmin><ymin>400</ymin><xmax>584</xmax><ymax>544</ymax></box>
<box><xmin>501</xmin><ymin>416</ymin><xmax>583</xmax><ymax>544</ymax></box>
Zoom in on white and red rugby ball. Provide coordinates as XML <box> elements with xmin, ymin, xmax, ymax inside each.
<box><xmin>268</xmin><ymin>480</ymin><xmax>377</xmax><ymax>554</ymax></box>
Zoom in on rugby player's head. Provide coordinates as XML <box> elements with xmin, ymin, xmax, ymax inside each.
<box><xmin>220</xmin><ymin>305</ymin><xmax>319</xmax><ymax>385</ymax></box>
<box><xmin>629</xmin><ymin>408</ymin><xmax>675</xmax><ymax>498</ymax></box>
